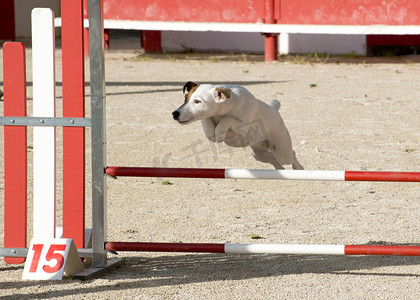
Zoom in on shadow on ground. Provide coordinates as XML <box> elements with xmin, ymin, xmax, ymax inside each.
<box><xmin>2</xmin><ymin>249</ymin><xmax>420</xmax><ymax>299</ymax></box>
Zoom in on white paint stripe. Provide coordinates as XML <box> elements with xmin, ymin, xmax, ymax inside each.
<box><xmin>54</xmin><ymin>18</ymin><xmax>420</xmax><ymax>35</ymax></box>
<box><xmin>32</xmin><ymin>8</ymin><xmax>56</xmax><ymax>239</ymax></box>
<box><xmin>225</xmin><ymin>169</ymin><xmax>345</xmax><ymax>181</ymax></box>
<box><xmin>225</xmin><ymin>244</ymin><xmax>345</xmax><ymax>255</ymax></box>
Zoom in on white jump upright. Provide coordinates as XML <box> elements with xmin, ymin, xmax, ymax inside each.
<box><xmin>1</xmin><ymin>7</ymin><xmax>92</xmax><ymax>279</ymax></box>
<box><xmin>31</xmin><ymin>8</ymin><xmax>56</xmax><ymax>239</ymax></box>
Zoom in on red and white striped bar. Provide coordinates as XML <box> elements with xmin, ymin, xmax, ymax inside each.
<box><xmin>105</xmin><ymin>167</ymin><xmax>420</xmax><ymax>182</ymax></box>
<box><xmin>105</xmin><ymin>242</ymin><xmax>420</xmax><ymax>256</ymax></box>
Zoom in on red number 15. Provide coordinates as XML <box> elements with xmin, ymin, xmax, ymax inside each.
<box><xmin>29</xmin><ymin>244</ymin><xmax>66</xmax><ymax>273</ymax></box>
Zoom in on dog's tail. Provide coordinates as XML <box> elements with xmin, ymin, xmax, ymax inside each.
<box><xmin>269</xmin><ymin>99</ymin><xmax>281</xmax><ymax>111</ymax></box>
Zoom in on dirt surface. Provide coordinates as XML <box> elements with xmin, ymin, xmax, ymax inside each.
<box><xmin>0</xmin><ymin>47</ymin><xmax>420</xmax><ymax>299</ymax></box>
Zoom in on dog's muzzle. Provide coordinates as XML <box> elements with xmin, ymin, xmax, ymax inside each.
<box><xmin>172</xmin><ymin>110</ymin><xmax>180</xmax><ymax>121</ymax></box>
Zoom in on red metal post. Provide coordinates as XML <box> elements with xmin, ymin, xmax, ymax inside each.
<box><xmin>0</xmin><ymin>0</ymin><xmax>15</xmax><ymax>40</ymax></box>
<box><xmin>142</xmin><ymin>30</ymin><xmax>162</xmax><ymax>52</ymax></box>
<box><xmin>264</xmin><ymin>0</ymin><xmax>278</xmax><ymax>62</ymax></box>
<box><xmin>3</xmin><ymin>42</ymin><xmax>27</xmax><ymax>264</ymax></box>
<box><xmin>264</xmin><ymin>34</ymin><xmax>278</xmax><ymax>62</ymax></box>
<box><xmin>61</xmin><ymin>0</ymin><xmax>86</xmax><ymax>249</ymax></box>
<box><xmin>104</xmin><ymin>29</ymin><xmax>110</xmax><ymax>49</ymax></box>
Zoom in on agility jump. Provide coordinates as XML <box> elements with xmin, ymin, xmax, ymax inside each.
<box><xmin>1</xmin><ymin>1</ymin><xmax>420</xmax><ymax>281</ymax></box>
<box><xmin>84</xmin><ymin>0</ymin><xmax>420</xmax><ymax>275</ymax></box>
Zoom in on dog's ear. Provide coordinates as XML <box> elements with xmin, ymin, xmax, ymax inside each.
<box><xmin>214</xmin><ymin>87</ymin><xmax>231</xmax><ymax>102</ymax></box>
<box><xmin>183</xmin><ymin>81</ymin><xmax>198</xmax><ymax>94</ymax></box>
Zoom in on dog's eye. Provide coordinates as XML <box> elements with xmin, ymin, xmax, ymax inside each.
<box><xmin>194</xmin><ymin>99</ymin><xmax>201</xmax><ymax>104</ymax></box>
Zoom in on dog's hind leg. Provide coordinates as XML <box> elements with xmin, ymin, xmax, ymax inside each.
<box><xmin>215</xmin><ymin>116</ymin><xmax>249</xmax><ymax>147</ymax></box>
<box><xmin>292</xmin><ymin>151</ymin><xmax>304</xmax><ymax>170</ymax></box>
<box><xmin>249</xmin><ymin>144</ymin><xmax>284</xmax><ymax>169</ymax></box>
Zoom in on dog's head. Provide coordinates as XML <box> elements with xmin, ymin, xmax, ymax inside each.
<box><xmin>172</xmin><ymin>81</ymin><xmax>231</xmax><ymax>124</ymax></box>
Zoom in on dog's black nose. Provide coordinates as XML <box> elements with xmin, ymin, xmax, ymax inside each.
<box><xmin>172</xmin><ymin>110</ymin><xmax>180</xmax><ymax>120</ymax></box>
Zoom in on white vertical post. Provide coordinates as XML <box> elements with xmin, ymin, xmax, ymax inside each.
<box><xmin>279</xmin><ymin>32</ymin><xmax>290</xmax><ymax>55</ymax></box>
<box><xmin>32</xmin><ymin>8</ymin><xmax>56</xmax><ymax>239</ymax></box>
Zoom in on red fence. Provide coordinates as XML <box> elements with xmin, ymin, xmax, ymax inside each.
<box><xmin>103</xmin><ymin>0</ymin><xmax>420</xmax><ymax>25</ymax></box>
<box><xmin>278</xmin><ymin>0</ymin><xmax>420</xmax><ymax>25</ymax></box>
<box><xmin>79</xmin><ymin>0</ymin><xmax>420</xmax><ymax>59</ymax></box>
<box><xmin>103</xmin><ymin>0</ymin><xmax>265</xmax><ymax>23</ymax></box>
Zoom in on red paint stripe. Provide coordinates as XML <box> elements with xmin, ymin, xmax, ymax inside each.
<box><xmin>61</xmin><ymin>0</ymin><xmax>86</xmax><ymax>248</ymax></box>
<box><xmin>106</xmin><ymin>167</ymin><xmax>226</xmax><ymax>179</ymax></box>
<box><xmin>3</xmin><ymin>42</ymin><xmax>27</xmax><ymax>264</ymax></box>
<box><xmin>345</xmin><ymin>171</ymin><xmax>420</xmax><ymax>182</ymax></box>
<box><xmin>345</xmin><ymin>245</ymin><xmax>420</xmax><ymax>256</ymax></box>
<box><xmin>105</xmin><ymin>242</ymin><xmax>226</xmax><ymax>253</ymax></box>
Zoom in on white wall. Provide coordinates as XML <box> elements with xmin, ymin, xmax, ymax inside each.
<box><xmin>288</xmin><ymin>34</ymin><xmax>366</xmax><ymax>55</ymax></box>
<box><xmin>14</xmin><ymin>0</ymin><xmax>367</xmax><ymax>55</ymax></box>
<box><xmin>162</xmin><ymin>31</ymin><xmax>265</xmax><ymax>53</ymax></box>
<box><xmin>14</xmin><ymin>0</ymin><xmax>61</xmax><ymax>38</ymax></box>
<box><xmin>162</xmin><ymin>31</ymin><xmax>367</xmax><ymax>55</ymax></box>
<box><xmin>13</xmin><ymin>0</ymin><xmax>366</xmax><ymax>55</ymax></box>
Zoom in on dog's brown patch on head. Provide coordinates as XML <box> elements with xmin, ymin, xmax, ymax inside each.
<box><xmin>183</xmin><ymin>82</ymin><xmax>200</xmax><ymax>103</ymax></box>
<box><xmin>215</xmin><ymin>87</ymin><xmax>231</xmax><ymax>101</ymax></box>
<box><xmin>183</xmin><ymin>81</ymin><xmax>198</xmax><ymax>93</ymax></box>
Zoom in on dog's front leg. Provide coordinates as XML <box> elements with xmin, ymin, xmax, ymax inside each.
<box><xmin>201</xmin><ymin>118</ymin><xmax>217</xmax><ymax>142</ymax></box>
<box><xmin>214</xmin><ymin>116</ymin><xmax>243</xmax><ymax>143</ymax></box>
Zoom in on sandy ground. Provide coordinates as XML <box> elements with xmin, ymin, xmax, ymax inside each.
<box><xmin>0</xmin><ymin>44</ymin><xmax>420</xmax><ymax>299</ymax></box>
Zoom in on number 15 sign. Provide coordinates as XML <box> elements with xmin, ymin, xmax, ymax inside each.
<box><xmin>22</xmin><ymin>238</ymin><xmax>84</xmax><ymax>280</ymax></box>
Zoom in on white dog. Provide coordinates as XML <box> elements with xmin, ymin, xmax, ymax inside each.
<box><xmin>172</xmin><ymin>81</ymin><xmax>303</xmax><ymax>170</ymax></box>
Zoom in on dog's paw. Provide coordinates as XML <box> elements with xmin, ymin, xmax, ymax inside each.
<box><xmin>215</xmin><ymin>136</ymin><xmax>225</xmax><ymax>143</ymax></box>
<box><xmin>215</xmin><ymin>133</ymin><xmax>225</xmax><ymax>143</ymax></box>
<box><xmin>206</xmin><ymin>134</ymin><xmax>217</xmax><ymax>143</ymax></box>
